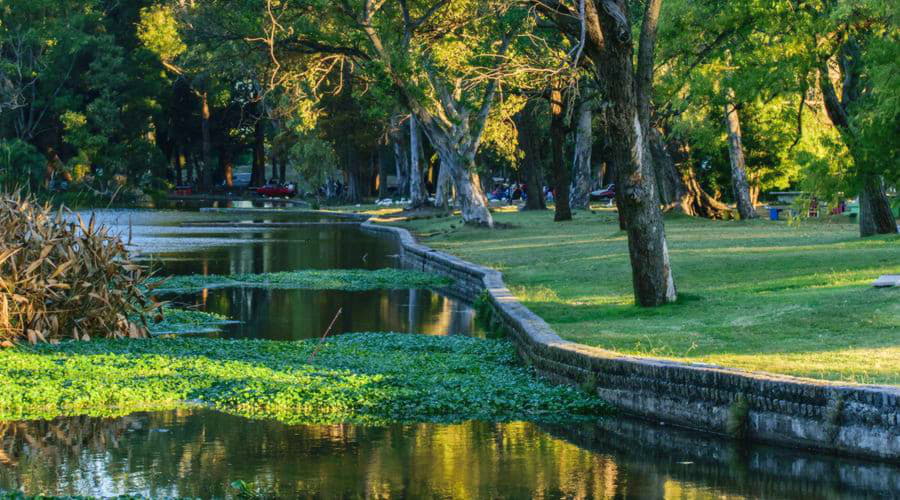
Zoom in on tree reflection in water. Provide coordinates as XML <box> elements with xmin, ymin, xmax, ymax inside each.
<box><xmin>3</xmin><ymin>410</ymin><xmax>899</xmax><ymax>499</ymax></box>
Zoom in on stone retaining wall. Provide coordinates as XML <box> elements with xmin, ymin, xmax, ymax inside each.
<box><xmin>361</xmin><ymin>220</ymin><xmax>900</xmax><ymax>462</ymax></box>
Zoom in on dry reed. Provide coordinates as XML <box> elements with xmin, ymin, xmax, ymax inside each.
<box><xmin>0</xmin><ymin>192</ymin><xmax>159</xmax><ymax>344</ymax></box>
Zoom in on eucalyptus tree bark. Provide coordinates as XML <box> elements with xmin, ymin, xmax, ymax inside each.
<box><xmin>408</xmin><ymin>115</ymin><xmax>428</xmax><ymax>208</ymax></box>
<box><xmin>570</xmin><ymin>97</ymin><xmax>593</xmax><ymax>210</ymax></box>
<box><xmin>434</xmin><ymin>159</ymin><xmax>453</xmax><ymax>210</ymax></box>
<box><xmin>592</xmin><ymin>0</ymin><xmax>676</xmax><ymax>305</ymax></box>
<box><xmin>723</xmin><ymin>93</ymin><xmax>757</xmax><ymax>220</ymax></box>
<box><xmin>514</xmin><ymin>101</ymin><xmax>547</xmax><ymax>210</ymax></box>
<box><xmin>549</xmin><ymin>86</ymin><xmax>572</xmax><ymax>221</ymax></box>
<box><xmin>818</xmin><ymin>39</ymin><xmax>896</xmax><ymax>237</ymax></box>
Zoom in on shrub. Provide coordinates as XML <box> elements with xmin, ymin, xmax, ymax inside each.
<box><xmin>0</xmin><ymin>192</ymin><xmax>158</xmax><ymax>343</ymax></box>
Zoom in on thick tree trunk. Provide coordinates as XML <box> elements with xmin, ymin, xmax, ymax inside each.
<box><xmin>408</xmin><ymin>115</ymin><xmax>428</xmax><ymax>208</ymax></box>
<box><xmin>570</xmin><ymin>97</ymin><xmax>593</xmax><ymax>211</ymax></box>
<box><xmin>723</xmin><ymin>94</ymin><xmax>757</xmax><ymax>220</ymax></box>
<box><xmin>665</xmin><ymin>135</ymin><xmax>731</xmax><ymax>218</ymax></box>
<box><xmin>434</xmin><ymin>159</ymin><xmax>452</xmax><ymax>210</ymax></box>
<box><xmin>859</xmin><ymin>175</ymin><xmax>897</xmax><ymax>237</ymax></box>
<box><xmin>549</xmin><ymin>87</ymin><xmax>572</xmax><ymax>221</ymax></box>
<box><xmin>199</xmin><ymin>92</ymin><xmax>213</xmax><ymax>190</ymax></box>
<box><xmin>251</xmin><ymin>116</ymin><xmax>266</xmax><ymax>187</ymax></box>
<box><xmin>279</xmin><ymin>158</ymin><xmax>287</xmax><ymax>183</ymax></box>
<box><xmin>595</xmin><ymin>0</ymin><xmax>676</xmax><ymax>306</ymax></box>
<box><xmin>389</xmin><ymin>115</ymin><xmax>410</xmax><ymax>199</ymax></box>
<box><xmin>648</xmin><ymin>128</ymin><xmax>683</xmax><ymax>210</ymax></box>
<box><xmin>514</xmin><ymin>101</ymin><xmax>547</xmax><ymax>210</ymax></box>
<box><xmin>442</xmin><ymin>151</ymin><xmax>492</xmax><ymax>226</ymax></box>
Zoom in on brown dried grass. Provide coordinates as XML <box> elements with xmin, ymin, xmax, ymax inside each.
<box><xmin>0</xmin><ymin>192</ymin><xmax>159</xmax><ymax>344</ymax></box>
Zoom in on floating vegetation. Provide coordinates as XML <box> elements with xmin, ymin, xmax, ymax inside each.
<box><xmin>0</xmin><ymin>333</ymin><xmax>606</xmax><ymax>424</ymax></box>
<box><xmin>146</xmin><ymin>307</ymin><xmax>237</xmax><ymax>336</ymax></box>
<box><xmin>149</xmin><ymin>269</ymin><xmax>452</xmax><ymax>292</ymax></box>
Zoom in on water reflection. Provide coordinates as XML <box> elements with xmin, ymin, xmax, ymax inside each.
<box><xmin>149</xmin><ymin>224</ymin><xmax>396</xmax><ymax>274</ymax></box>
<box><xmin>3</xmin><ymin>411</ymin><xmax>897</xmax><ymax>499</ymax></box>
<box><xmin>164</xmin><ymin>287</ymin><xmax>483</xmax><ymax>339</ymax></box>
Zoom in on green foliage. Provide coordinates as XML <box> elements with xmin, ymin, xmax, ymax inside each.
<box><xmin>149</xmin><ymin>269</ymin><xmax>451</xmax><ymax>292</ymax></box>
<box><xmin>147</xmin><ymin>307</ymin><xmax>235</xmax><ymax>335</ymax></box>
<box><xmin>0</xmin><ymin>140</ymin><xmax>45</xmax><ymax>190</ymax></box>
<box><xmin>0</xmin><ymin>333</ymin><xmax>606</xmax><ymax>424</ymax></box>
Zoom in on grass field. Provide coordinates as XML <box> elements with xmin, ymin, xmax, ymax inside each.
<box><xmin>395</xmin><ymin>207</ymin><xmax>900</xmax><ymax>385</ymax></box>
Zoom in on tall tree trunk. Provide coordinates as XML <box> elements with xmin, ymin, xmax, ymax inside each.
<box><xmin>594</xmin><ymin>0</ymin><xmax>677</xmax><ymax>306</ymax></box>
<box><xmin>378</xmin><ymin>147</ymin><xmax>390</xmax><ymax>198</ymax></box>
<box><xmin>570</xmin><ymin>97</ymin><xmax>593</xmax><ymax>211</ymax></box>
<box><xmin>408</xmin><ymin>115</ymin><xmax>428</xmax><ymax>208</ymax></box>
<box><xmin>859</xmin><ymin>174</ymin><xmax>897</xmax><ymax>237</ymax></box>
<box><xmin>434</xmin><ymin>158</ymin><xmax>453</xmax><ymax>210</ymax></box>
<box><xmin>279</xmin><ymin>158</ymin><xmax>287</xmax><ymax>184</ymax></box>
<box><xmin>549</xmin><ymin>86</ymin><xmax>572</xmax><ymax>221</ymax></box>
<box><xmin>251</xmin><ymin>116</ymin><xmax>266</xmax><ymax>187</ymax></box>
<box><xmin>389</xmin><ymin>115</ymin><xmax>410</xmax><ymax>199</ymax></box>
<box><xmin>515</xmin><ymin>101</ymin><xmax>547</xmax><ymax>210</ymax></box>
<box><xmin>199</xmin><ymin>92</ymin><xmax>213</xmax><ymax>191</ymax></box>
<box><xmin>723</xmin><ymin>93</ymin><xmax>757</xmax><ymax>220</ymax></box>
<box><xmin>270</xmin><ymin>149</ymin><xmax>279</xmax><ymax>183</ymax></box>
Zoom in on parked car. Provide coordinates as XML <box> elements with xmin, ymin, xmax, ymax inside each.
<box><xmin>257</xmin><ymin>182</ymin><xmax>297</xmax><ymax>198</ymax></box>
<box><xmin>590</xmin><ymin>184</ymin><xmax>616</xmax><ymax>200</ymax></box>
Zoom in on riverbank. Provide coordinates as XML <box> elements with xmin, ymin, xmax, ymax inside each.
<box><xmin>392</xmin><ymin>209</ymin><xmax>900</xmax><ymax>386</ymax></box>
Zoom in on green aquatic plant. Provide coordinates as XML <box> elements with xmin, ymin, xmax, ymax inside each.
<box><xmin>148</xmin><ymin>269</ymin><xmax>452</xmax><ymax>292</ymax></box>
<box><xmin>0</xmin><ymin>333</ymin><xmax>606</xmax><ymax>425</ymax></box>
<box><xmin>146</xmin><ymin>307</ymin><xmax>236</xmax><ymax>335</ymax></box>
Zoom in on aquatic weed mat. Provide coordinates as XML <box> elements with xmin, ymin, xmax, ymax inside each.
<box><xmin>148</xmin><ymin>268</ymin><xmax>452</xmax><ymax>292</ymax></box>
<box><xmin>0</xmin><ymin>333</ymin><xmax>605</xmax><ymax>424</ymax></box>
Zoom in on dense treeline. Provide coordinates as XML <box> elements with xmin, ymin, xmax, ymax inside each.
<box><xmin>1</xmin><ymin>0</ymin><xmax>897</xmax><ymax>305</ymax></box>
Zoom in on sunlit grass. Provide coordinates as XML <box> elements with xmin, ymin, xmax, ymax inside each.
<box><xmin>397</xmin><ymin>209</ymin><xmax>900</xmax><ymax>385</ymax></box>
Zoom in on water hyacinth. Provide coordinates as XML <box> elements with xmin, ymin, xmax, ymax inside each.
<box><xmin>0</xmin><ymin>333</ymin><xmax>607</xmax><ymax>424</ymax></box>
<box><xmin>148</xmin><ymin>269</ymin><xmax>452</xmax><ymax>293</ymax></box>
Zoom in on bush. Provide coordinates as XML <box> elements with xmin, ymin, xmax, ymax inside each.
<box><xmin>0</xmin><ymin>192</ymin><xmax>158</xmax><ymax>343</ymax></box>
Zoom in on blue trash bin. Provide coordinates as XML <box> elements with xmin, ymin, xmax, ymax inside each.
<box><xmin>768</xmin><ymin>207</ymin><xmax>780</xmax><ymax>221</ymax></box>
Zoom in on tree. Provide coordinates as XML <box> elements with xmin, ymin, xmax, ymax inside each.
<box><xmin>536</xmin><ymin>0</ymin><xmax>677</xmax><ymax>306</ymax></box>
<box><xmin>723</xmin><ymin>93</ymin><xmax>758</xmax><ymax>220</ymax></box>
<box><xmin>569</xmin><ymin>93</ymin><xmax>594</xmax><ymax>211</ymax></box>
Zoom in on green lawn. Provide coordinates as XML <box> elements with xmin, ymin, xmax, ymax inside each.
<box><xmin>395</xmin><ymin>208</ymin><xmax>900</xmax><ymax>386</ymax></box>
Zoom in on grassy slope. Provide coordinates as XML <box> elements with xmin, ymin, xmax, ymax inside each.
<box><xmin>397</xmin><ymin>208</ymin><xmax>900</xmax><ymax>385</ymax></box>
